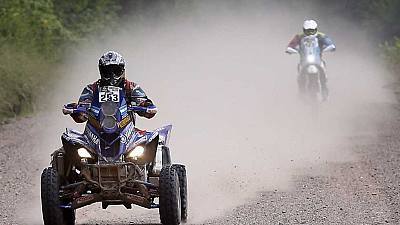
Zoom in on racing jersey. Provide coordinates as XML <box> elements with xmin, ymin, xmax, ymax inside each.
<box><xmin>72</xmin><ymin>79</ymin><xmax>157</xmax><ymax>123</ymax></box>
<box><xmin>287</xmin><ymin>32</ymin><xmax>335</xmax><ymax>52</ymax></box>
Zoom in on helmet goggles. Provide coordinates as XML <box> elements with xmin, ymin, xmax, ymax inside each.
<box><xmin>304</xmin><ymin>28</ymin><xmax>317</xmax><ymax>36</ymax></box>
<box><xmin>100</xmin><ymin>64</ymin><xmax>124</xmax><ymax>85</ymax></box>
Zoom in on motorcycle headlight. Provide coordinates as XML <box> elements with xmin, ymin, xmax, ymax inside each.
<box><xmin>127</xmin><ymin>146</ymin><xmax>145</xmax><ymax>159</ymax></box>
<box><xmin>77</xmin><ymin>148</ymin><xmax>93</xmax><ymax>158</ymax></box>
<box><xmin>306</xmin><ymin>65</ymin><xmax>319</xmax><ymax>74</ymax></box>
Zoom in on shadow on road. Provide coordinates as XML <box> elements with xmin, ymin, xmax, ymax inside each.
<box><xmin>30</xmin><ymin>223</ymin><xmax>161</xmax><ymax>225</ymax></box>
<box><xmin>79</xmin><ymin>224</ymin><xmax>161</xmax><ymax>225</ymax></box>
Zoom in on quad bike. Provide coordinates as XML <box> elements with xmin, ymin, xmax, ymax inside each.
<box><xmin>40</xmin><ymin>86</ymin><xmax>187</xmax><ymax>225</ymax></box>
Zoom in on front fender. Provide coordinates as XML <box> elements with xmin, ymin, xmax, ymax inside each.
<box><xmin>152</xmin><ymin>125</ymin><xmax>173</xmax><ymax>146</ymax></box>
<box><xmin>61</xmin><ymin>128</ymin><xmax>95</xmax><ymax>154</ymax></box>
<box><xmin>126</xmin><ymin>125</ymin><xmax>173</xmax><ymax>163</ymax></box>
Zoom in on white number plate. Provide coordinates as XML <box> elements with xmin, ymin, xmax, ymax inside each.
<box><xmin>99</xmin><ymin>86</ymin><xmax>120</xmax><ymax>103</ymax></box>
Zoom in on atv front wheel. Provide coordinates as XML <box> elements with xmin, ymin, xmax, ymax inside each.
<box><xmin>159</xmin><ymin>165</ymin><xmax>181</xmax><ymax>225</ymax></box>
<box><xmin>41</xmin><ymin>167</ymin><xmax>75</xmax><ymax>225</ymax></box>
<box><xmin>172</xmin><ymin>164</ymin><xmax>188</xmax><ymax>222</ymax></box>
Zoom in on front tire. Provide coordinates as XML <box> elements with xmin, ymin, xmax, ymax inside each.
<box><xmin>172</xmin><ymin>164</ymin><xmax>188</xmax><ymax>222</ymax></box>
<box><xmin>159</xmin><ymin>165</ymin><xmax>181</xmax><ymax>225</ymax></box>
<box><xmin>41</xmin><ymin>167</ymin><xmax>75</xmax><ymax>225</ymax></box>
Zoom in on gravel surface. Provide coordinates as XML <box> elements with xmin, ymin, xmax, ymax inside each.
<box><xmin>198</xmin><ymin>104</ymin><xmax>400</xmax><ymax>225</ymax></box>
<box><xmin>1</xmin><ymin>103</ymin><xmax>400</xmax><ymax>225</ymax></box>
<box><xmin>0</xmin><ymin>117</ymin><xmax>42</xmax><ymax>225</ymax></box>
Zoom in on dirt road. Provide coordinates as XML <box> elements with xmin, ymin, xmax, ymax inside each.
<box><xmin>0</xmin><ymin>99</ymin><xmax>399</xmax><ymax>225</ymax></box>
<box><xmin>1</xmin><ymin>3</ymin><xmax>400</xmax><ymax>224</ymax></box>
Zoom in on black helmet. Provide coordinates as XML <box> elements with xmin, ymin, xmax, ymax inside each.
<box><xmin>98</xmin><ymin>51</ymin><xmax>125</xmax><ymax>86</ymax></box>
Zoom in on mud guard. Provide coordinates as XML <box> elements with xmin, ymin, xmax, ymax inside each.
<box><xmin>143</xmin><ymin>125</ymin><xmax>173</xmax><ymax>163</ymax></box>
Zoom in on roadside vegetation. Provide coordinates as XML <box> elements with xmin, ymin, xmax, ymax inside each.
<box><xmin>347</xmin><ymin>0</ymin><xmax>400</xmax><ymax>74</ymax></box>
<box><xmin>1</xmin><ymin>0</ymin><xmax>400</xmax><ymax>121</ymax></box>
<box><xmin>0</xmin><ymin>0</ymin><xmax>123</xmax><ymax>120</ymax></box>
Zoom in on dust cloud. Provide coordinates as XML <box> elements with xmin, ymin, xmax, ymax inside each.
<box><xmin>24</xmin><ymin>1</ymin><xmax>395</xmax><ymax>224</ymax></box>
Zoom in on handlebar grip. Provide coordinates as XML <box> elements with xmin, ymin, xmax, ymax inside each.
<box><xmin>62</xmin><ymin>108</ymin><xmax>74</xmax><ymax>115</ymax></box>
<box><xmin>62</xmin><ymin>103</ymin><xmax>88</xmax><ymax>115</ymax></box>
<box><xmin>129</xmin><ymin>106</ymin><xmax>148</xmax><ymax>112</ymax></box>
<box><xmin>129</xmin><ymin>106</ymin><xmax>157</xmax><ymax>114</ymax></box>
<box><xmin>146</xmin><ymin>105</ymin><xmax>158</xmax><ymax>114</ymax></box>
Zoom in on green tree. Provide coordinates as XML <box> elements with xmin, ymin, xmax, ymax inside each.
<box><xmin>0</xmin><ymin>0</ymin><xmax>70</xmax><ymax>57</ymax></box>
<box><xmin>0</xmin><ymin>0</ymin><xmax>124</xmax><ymax>120</ymax></box>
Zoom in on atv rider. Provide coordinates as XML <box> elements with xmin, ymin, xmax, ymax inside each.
<box><xmin>286</xmin><ymin>19</ymin><xmax>336</xmax><ymax>100</ymax></box>
<box><xmin>66</xmin><ymin>51</ymin><xmax>157</xmax><ymax>123</ymax></box>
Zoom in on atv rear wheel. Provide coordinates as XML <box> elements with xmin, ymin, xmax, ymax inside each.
<box><xmin>41</xmin><ymin>167</ymin><xmax>75</xmax><ymax>225</ymax></box>
<box><xmin>159</xmin><ymin>165</ymin><xmax>181</xmax><ymax>225</ymax></box>
<box><xmin>172</xmin><ymin>164</ymin><xmax>188</xmax><ymax>222</ymax></box>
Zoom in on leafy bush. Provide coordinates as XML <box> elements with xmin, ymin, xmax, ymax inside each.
<box><xmin>0</xmin><ymin>0</ymin><xmax>123</xmax><ymax>121</ymax></box>
<box><xmin>350</xmin><ymin>0</ymin><xmax>400</xmax><ymax>40</ymax></box>
<box><xmin>0</xmin><ymin>0</ymin><xmax>71</xmax><ymax>58</ymax></box>
<box><xmin>382</xmin><ymin>37</ymin><xmax>400</xmax><ymax>75</ymax></box>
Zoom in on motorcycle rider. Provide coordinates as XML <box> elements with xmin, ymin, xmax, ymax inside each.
<box><xmin>67</xmin><ymin>50</ymin><xmax>157</xmax><ymax>123</ymax></box>
<box><xmin>286</xmin><ymin>19</ymin><xmax>336</xmax><ymax>100</ymax></box>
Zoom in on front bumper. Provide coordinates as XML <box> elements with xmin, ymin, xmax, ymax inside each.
<box><xmin>60</xmin><ymin>162</ymin><xmax>159</xmax><ymax>210</ymax></box>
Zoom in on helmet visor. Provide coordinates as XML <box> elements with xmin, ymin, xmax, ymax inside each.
<box><xmin>100</xmin><ymin>65</ymin><xmax>124</xmax><ymax>84</ymax></box>
<box><xmin>304</xmin><ymin>28</ymin><xmax>317</xmax><ymax>36</ymax></box>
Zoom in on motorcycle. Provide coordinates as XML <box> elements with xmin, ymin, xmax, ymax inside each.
<box><xmin>286</xmin><ymin>35</ymin><xmax>335</xmax><ymax>103</ymax></box>
<box><xmin>41</xmin><ymin>85</ymin><xmax>187</xmax><ymax>225</ymax></box>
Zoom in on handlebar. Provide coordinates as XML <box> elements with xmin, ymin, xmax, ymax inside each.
<box><xmin>285</xmin><ymin>47</ymin><xmax>299</xmax><ymax>55</ymax></box>
<box><xmin>322</xmin><ymin>44</ymin><xmax>336</xmax><ymax>53</ymax></box>
<box><xmin>62</xmin><ymin>103</ymin><xmax>157</xmax><ymax>115</ymax></box>
<box><xmin>129</xmin><ymin>105</ymin><xmax>158</xmax><ymax>114</ymax></box>
<box><xmin>62</xmin><ymin>103</ymin><xmax>89</xmax><ymax>115</ymax></box>
<box><xmin>128</xmin><ymin>106</ymin><xmax>147</xmax><ymax>112</ymax></box>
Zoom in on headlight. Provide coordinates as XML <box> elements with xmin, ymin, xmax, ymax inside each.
<box><xmin>306</xmin><ymin>65</ymin><xmax>319</xmax><ymax>74</ymax></box>
<box><xmin>127</xmin><ymin>146</ymin><xmax>145</xmax><ymax>159</ymax></box>
<box><xmin>101</xmin><ymin>116</ymin><xmax>117</xmax><ymax>130</ymax></box>
<box><xmin>77</xmin><ymin>148</ymin><xmax>93</xmax><ymax>158</ymax></box>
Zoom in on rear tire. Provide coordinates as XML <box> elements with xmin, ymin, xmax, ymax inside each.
<box><xmin>159</xmin><ymin>165</ymin><xmax>181</xmax><ymax>225</ymax></box>
<box><xmin>172</xmin><ymin>164</ymin><xmax>188</xmax><ymax>222</ymax></box>
<box><xmin>41</xmin><ymin>167</ymin><xmax>75</xmax><ymax>225</ymax></box>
